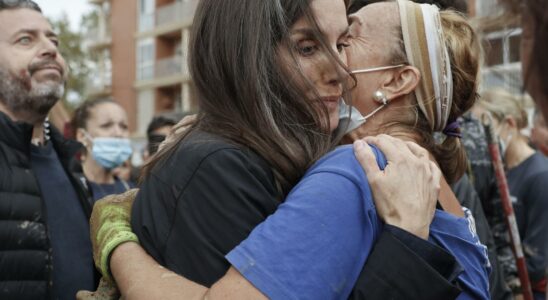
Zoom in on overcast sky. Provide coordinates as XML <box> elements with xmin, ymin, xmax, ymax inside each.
<box><xmin>34</xmin><ymin>0</ymin><xmax>92</xmax><ymax>31</ymax></box>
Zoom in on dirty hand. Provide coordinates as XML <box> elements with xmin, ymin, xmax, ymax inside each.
<box><xmin>158</xmin><ymin>114</ymin><xmax>197</xmax><ymax>152</ymax></box>
<box><xmin>76</xmin><ymin>277</ymin><xmax>120</xmax><ymax>300</ymax></box>
<box><xmin>90</xmin><ymin>189</ymin><xmax>140</xmax><ymax>280</ymax></box>
<box><xmin>353</xmin><ymin>134</ymin><xmax>441</xmax><ymax>239</ymax></box>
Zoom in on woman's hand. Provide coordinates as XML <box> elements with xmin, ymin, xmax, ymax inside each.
<box><xmin>158</xmin><ymin>114</ymin><xmax>197</xmax><ymax>152</ymax></box>
<box><xmin>353</xmin><ymin>134</ymin><xmax>441</xmax><ymax>239</ymax></box>
<box><xmin>89</xmin><ymin>189</ymin><xmax>140</xmax><ymax>280</ymax></box>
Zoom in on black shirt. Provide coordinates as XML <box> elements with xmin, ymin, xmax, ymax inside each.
<box><xmin>132</xmin><ymin>131</ymin><xmax>280</xmax><ymax>286</ymax></box>
<box><xmin>507</xmin><ymin>152</ymin><xmax>548</xmax><ymax>283</ymax></box>
<box><xmin>30</xmin><ymin>142</ymin><xmax>95</xmax><ymax>299</ymax></box>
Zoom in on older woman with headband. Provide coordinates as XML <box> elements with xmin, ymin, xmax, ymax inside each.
<box><xmin>80</xmin><ymin>0</ymin><xmax>489</xmax><ymax>299</ymax></box>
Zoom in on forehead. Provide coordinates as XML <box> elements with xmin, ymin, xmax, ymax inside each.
<box><xmin>292</xmin><ymin>0</ymin><xmax>348</xmax><ymax>32</ymax></box>
<box><xmin>89</xmin><ymin>102</ymin><xmax>127</xmax><ymax>120</ymax></box>
<box><xmin>0</xmin><ymin>8</ymin><xmax>52</xmax><ymax>39</ymax></box>
<box><xmin>349</xmin><ymin>3</ymin><xmax>397</xmax><ymax>36</ymax></box>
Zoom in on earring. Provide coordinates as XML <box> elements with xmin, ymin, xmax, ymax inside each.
<box><xmin>373</xmin><ymin>90</ymin><xmax>388</xmax><ymax>105</ymax></box>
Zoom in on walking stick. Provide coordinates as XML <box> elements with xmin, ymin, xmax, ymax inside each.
<box><xmin>482</xmin><ymin>113</ymin><xmax>533</xmax><ymax>300</ymax></box>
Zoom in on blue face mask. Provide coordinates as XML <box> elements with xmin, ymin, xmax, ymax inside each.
<box><xmin>92</xmin><ymin>137</ymin><xmax>133</xmax><ymax>170</ymax></box>
<box><xmin>84</xmin><ymin>132</ymin><xmax>133</xmax><ymax>169</ymax></box>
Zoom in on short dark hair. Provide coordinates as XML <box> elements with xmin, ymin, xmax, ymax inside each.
<box><xmin>146</xmin><ymin>113</ymin><xmax>181</xmax><ymax>138</ymax></box>
<box><xmin>0</xmin><ymin>0</ymin><xmax>41</xmax><ymax>12</ymax></box>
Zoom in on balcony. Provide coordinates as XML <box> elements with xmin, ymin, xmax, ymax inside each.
<box><xmin>138</xmin><ymin>0</ymin><xmax>199</xmax><ymax>36</ymax></box>
<box><xmin>136</xmin><ymin>55</ymin><xmax>189</xmax><ymax>89</ymax></box>
<box><xmin>88</xmin><ymin>0</ymin><xmax>108</xmax><ymax>4</ymax></box>
<box><xmin>157</xmin><ymin>0</ymin><xmax>198</xmax><ymax>27</ymax></box>
<box><xmin>156</xmin><ymin>55</ymin><xmax>185</xmax><ymax>78</ymax></box>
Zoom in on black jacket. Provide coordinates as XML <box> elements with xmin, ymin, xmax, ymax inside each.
<box><xmin>0</xmin><ymin>111</ymin><xmax>93</xmax><ymax>300</ymax></box>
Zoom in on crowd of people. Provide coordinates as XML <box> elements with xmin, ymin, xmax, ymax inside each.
<box><xmin>0</xmin><ymin>0</ymin><xmax>547</xmax><ymax>299</ymax></box>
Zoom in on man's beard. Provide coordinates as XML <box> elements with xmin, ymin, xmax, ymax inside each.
<box><xmin>0</xmin><ymin>65</ymin><xmax>65</xmax><ymax>121</ymax></box>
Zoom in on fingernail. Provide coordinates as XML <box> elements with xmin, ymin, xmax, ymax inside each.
<box><xmin>354</xmin><ymin>140</ymin><xmax>364</xmax><ymax>150</ymax></box>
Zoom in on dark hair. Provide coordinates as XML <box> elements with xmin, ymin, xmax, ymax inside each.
<box><xmin>142</xmin><ymin>0</ymin><xmax>351</xmax><ymax>196</ymax></box>
<box><xmin>146</xmin><ymin>113</ymin><xmax>182</xmax><ymax>155</ymax></box>
<box><xmin>146</xmin><ymin>113</ymin><xmax>181</xmax><ymax>138</ymax></box>
<box><xmin>0</xmin><ymin>0</ymin><xmax>41</xmax><ymax>12</ymax></box>
<box><xmin>70</xmin><ymin>98</ymin><xmax>117</xmax><ymax>139</ymax></box>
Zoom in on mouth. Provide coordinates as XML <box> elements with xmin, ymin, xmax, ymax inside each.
<box><xmin>320</xmin><ymin>96</ymin><xmax>341</xmax><ymax>110</ymax></box>
<box><xmin>34</xmin><ymin>65</ymin><xmax>63</xmax><ymax>75</ymax></box>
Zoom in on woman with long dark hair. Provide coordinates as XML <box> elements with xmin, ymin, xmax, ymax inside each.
<box><xmin>79</xmin><ymin>0</ymin><xmax>488</xmax><ymax>299</ymax></box>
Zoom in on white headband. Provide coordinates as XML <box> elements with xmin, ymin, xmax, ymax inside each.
<box><xmin>398</xmin><ymin>0</ymin><xmax>453</xmax><ymax>132</ymax></box>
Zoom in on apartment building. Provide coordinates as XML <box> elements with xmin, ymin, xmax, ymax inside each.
<box><xmin>87</xmin><ymin>0</ymin><xmax>138</xmax><ymax>133</ymax></box>
<box><xmin>469</xmin><ymin>0</ymin><xmax>523</xmax><ymax>94</ymax></box>
<box><xmin>134</xmin><ymin>0</ymin><xmax>198</xmax><ymax>135</ymax></box>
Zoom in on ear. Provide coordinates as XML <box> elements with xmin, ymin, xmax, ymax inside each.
<box><xmin>504</xmin><ymin>116</ymin><xmax>518</xmax><ymax>130</ymax></box>
<box><xmin>75</xmin><ymin>128</ymin><xmax>88</xmax><ymax>146</ymax></box>
<box><xmin>380</xmin><ymin>66</ymin><xmax>420</xmax><ymax>102</ymax></box>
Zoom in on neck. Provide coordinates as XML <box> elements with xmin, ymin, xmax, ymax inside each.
<box><xmin>83</xmin><ymin>156</ymin><xmax>115</xmax><ymax>184</ymax></box>
<box><xmin>31</xmin><ymin>121</ymin><xmax>47</xmax><ymax>146</ymax></box>
<box><xmin>505</xmin><ymin>136</ymin><xmax>535</xmax><ymax>169</ymax></box>
<box><xmin>344</xmin><ymin>124</ymin><xmax>420</xmax><ymax>145</ymax></box>
<box><xmin>0</xmin><ymin>101</ymin><xmax>49</xmax><ymax>146</ymax></box>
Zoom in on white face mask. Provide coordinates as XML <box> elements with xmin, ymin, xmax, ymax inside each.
<box><xmin>350</xmin><ymin>64</ymin><xmax>405</xmax><ymax>75</ymax></box>
<box><xmin>338</xmin><ymin>99</ymin><xmax>390</xmax><ymax>134</ymax></box>
<box><xmin>338</xmin><ymin>65</ymin><xmax>404</xmax><ymax>134</ymax></box>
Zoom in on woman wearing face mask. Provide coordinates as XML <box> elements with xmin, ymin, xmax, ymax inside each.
<box><xmin>474</xmin><ymin>88</ymin><xmax>548</xmax><ymax>299</ymax></box>
<box><xmin>71</xmin><ymin>98</ymin><xmax>134</xmax><ymax>202</ymax></box>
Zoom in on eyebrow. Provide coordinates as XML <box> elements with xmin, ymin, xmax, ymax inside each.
<box><xmin>11</xmin><ymin>29</ymin><xmax>58</xmax><ymax>39</ymax></box>
<box><xmin>291</xmin><ymin>26</ymin><xmax>350</xmax><ymax>39</ymax></box>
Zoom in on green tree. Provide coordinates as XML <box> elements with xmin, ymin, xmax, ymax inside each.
<box><xmin>49</xmin><ymin>13</ymin><xmax>91</xmax><ymax>110</ymax></box>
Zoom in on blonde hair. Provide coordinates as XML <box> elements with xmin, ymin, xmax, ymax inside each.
<box><xmin>478</xmin><ymin>88</ymin><xmax>530</xmax><ymax>130</ymax></box>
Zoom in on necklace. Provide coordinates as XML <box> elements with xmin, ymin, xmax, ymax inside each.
<box><xmin>44</xmin><ymin>117</ymin><xmax>51</xmax><ymax>142</ymax></box>
<box><xmin>31</xmin><ymin>117</ymin><xmax>51</xmax><ymax>146</ymax></box>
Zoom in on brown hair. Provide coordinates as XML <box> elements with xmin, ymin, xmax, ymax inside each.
<box><xmin>142</xmin><ymin>0</ymin><xmax>352</xmax><ymax>196</ymax></box>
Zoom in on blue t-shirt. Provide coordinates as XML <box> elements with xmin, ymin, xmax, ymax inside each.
<box><xmin>30</xmin><ymin>143</ymin><xmax>95</xmax><ymax>299</ymax></box>
<box><xmin>227</xmin><ymin>145</ymin><xmax>490</xmax><ymax>300</ymax></box>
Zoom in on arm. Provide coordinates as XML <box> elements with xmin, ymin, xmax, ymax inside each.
<box><xmin>110</xmin><ymin>243</ymin><xmax>265</xmax><ymax>300</ymax></box>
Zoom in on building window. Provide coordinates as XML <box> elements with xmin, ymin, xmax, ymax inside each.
<box><xmin>139</xmin><ymin>0</ymin><xmax>155</xmax><ymax>31</ymax></box>
<box><xmin>137</xmin><ymin>38</ymin><xmax>155</xmax><ymax>81</ymax></box>
<box><xmin>482</xmin><ymin>28</ymin><xmax>522</xmax><ymax>93</ymax></box>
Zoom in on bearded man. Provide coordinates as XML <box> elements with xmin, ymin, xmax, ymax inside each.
<box><xmin>0</xmin><ymin>1</ymin><xmax>97</xmax><ymax>299</ymax></box>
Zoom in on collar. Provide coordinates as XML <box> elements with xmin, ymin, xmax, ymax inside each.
<box><xmin>0</xmin><ymin>110</ymin><xmax>83</xmax><ymax>161</ymax></box>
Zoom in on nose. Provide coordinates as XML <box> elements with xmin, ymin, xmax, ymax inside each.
<box><xmin>38</xmin><ymin>36</ymin><xmax>58</xmax><ymax>60</ymax></box>
<box><xmin>322</xmin><ymin>50</ymin><xmax>348</xmax><ymax>87</ymax></box>
<box><xmin>112</xmin><ymin>126</ymin><xmax>124</xmax><ymax>138</ymax></box>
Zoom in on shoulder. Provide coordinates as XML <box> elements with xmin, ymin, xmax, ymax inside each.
<box><xmin>150</xmin><ymin>131</ymin><xmax>276</xmax><ymax>194</ymax></box>
<box><xmin>173</xmin><ymin>131</ymin><xmax>269</xmax><ymax>171</ymax></box>
<box><xmin>304</xmin><ymin>144</ymin><xmax>387</xmax><ymax>184</ymax></box>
